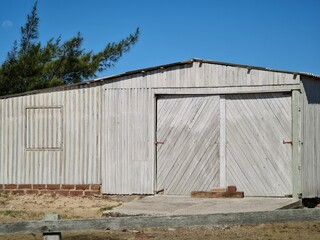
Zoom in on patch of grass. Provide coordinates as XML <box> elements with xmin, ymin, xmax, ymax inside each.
<box><xmin>100</xmin><ymin>206</ymin><xmax>116</xmax><ymax>211</ymax></box>
<box><xmin>0</xmin><ymin>210</ymin><xmax>26</xmax><ymax>217</ymax></box>
<box><xmin>60</xmin><ymin>214</ymin><xmax>82</xmax><ymax>220</ymax></box>
<box><xmin>0</xmin><ymin>192</ymin><xmax>9</xmax><ymax>197</ymax></box>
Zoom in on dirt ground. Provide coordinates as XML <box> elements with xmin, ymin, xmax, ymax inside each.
<box><xmin>1</xmin><ymin>222</ymin><xmax>320</xmax><ymax>240</ymax></box>
<box><xmin>0</xmin><ymin>192</ymin><xmax>320</xmax><ymax>240</ymax></box>
<box><xmin>0</xmin><ymin>192</ymin><xmax>131</xmax><ymax>222</ymax></box>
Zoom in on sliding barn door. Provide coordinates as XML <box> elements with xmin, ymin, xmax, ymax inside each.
<box><xmin>156</xmin><ymin>95</ymin><xmax>220</xmax><ymax>195</ymax></box>
<box><xmin>225</xmin><ymin>93</ymin><xmax>292</xmax><ymax>196</ymax></box>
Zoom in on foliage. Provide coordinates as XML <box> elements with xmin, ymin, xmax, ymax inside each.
<box><xmin>0</xmin><ymin>1</ymin><xmax>139</xmax><ymax>96</ymax></box>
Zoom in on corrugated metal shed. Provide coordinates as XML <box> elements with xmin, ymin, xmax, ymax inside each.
<box><xmin>0</xmin><ymin>59</ymin><xmax>319</xmax><ymax>198</ymax></box>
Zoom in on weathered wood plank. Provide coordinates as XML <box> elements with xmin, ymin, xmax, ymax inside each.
<box><xmin>0</xmin><ymin>209</ymin><xmax>320</xmax><ymax>235</ymax></box>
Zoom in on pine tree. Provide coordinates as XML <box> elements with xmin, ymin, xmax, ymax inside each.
<box><xmin>0</xmin><ymin>1</ymin><xmax>139</xmax><ymax>96</ymax></box>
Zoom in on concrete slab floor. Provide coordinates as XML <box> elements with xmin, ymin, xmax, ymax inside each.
<box><xmin>103</xmin><ymin>195</ymin><xmax>300</xmax><ymax>216</ymax></box>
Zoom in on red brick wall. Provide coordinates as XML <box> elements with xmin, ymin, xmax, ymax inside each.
<box><xmin>0</xmin><ymin>184</ymin><xmax>101</xmax><ymax>197</ymax></box>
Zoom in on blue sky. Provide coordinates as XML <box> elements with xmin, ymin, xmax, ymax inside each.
<box><xmin>1</xmin><ymin>0</ymin><xmax>319</xmax><ymax>79</ymax></box>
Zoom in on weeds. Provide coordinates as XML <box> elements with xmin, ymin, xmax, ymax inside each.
<box><xmin>0</xmin><ymin>210</ymin><xmax>26</xmax><ymax>217</ymax></box>
<box><xmin>100</xmin><ymin>206</ymin><xmax>116</xmax><ymax>211</ymax></box>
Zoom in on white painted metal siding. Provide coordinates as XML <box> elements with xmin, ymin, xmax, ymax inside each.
<box><xmin>63</xmin><ymin>88</ymin><xmax>101</xmax><ymax>184</ymax></box>
<box><xmin>301</xmin><ymin>77</ymin><xmax>320</xmax><ymax>197</ymax></box>
<box><xmin>0</xmin><ymin>61</ymin><xmax>305</xmax><ymax>196</ymax></box>
<box><xmin>225</xmin><ymin>93</ymin><xmax>292</xmax><ymax>196</ymax></box>
<box><xmin>104</xmin><ymin>62</ymin><xmax>299</xmax><ymax>89</ymax></box>
<box><xmin>102</xmin><ymin>88</ymin><xmax>154</xmax><ymax>194</ymax></box>
<box><xmin>25</xmin><ymin>107</ymin><xmax>63</xmax><ymax>150</ymax></box>
<box><xmin>0</xmin><ymin>87</ymin><xmax>101</xmax><ymax>184</ymax></box>
<box><xmin>156</xmin><ymin>95</ymin><xmax>220</xmax><ymax>195</ymax></box>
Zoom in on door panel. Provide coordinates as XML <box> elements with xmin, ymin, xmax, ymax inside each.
<box><xmin>156</xmin><ymin>95</ymin><xmax>220</xmax><ymax>195</ymax></box>
<box><xmin>226</xmin><ymin>93</ymin><xmax>292</xmax><ymax>196</ymax></box>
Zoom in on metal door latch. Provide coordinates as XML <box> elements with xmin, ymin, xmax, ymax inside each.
<box><xmin>283</xmin><ymin>140</ymin><xmax>292</xmax><ymax>145</ymax></box>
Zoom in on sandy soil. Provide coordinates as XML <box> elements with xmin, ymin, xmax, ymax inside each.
<box><xmin>0</xmin><ymin>192</ymin><xmax>127</xmax><ymax>222</ymax></box>
<box><xmin>0</xmin><ymin>192</ymin><xmax>320</xmax><ymax>240</ymax></box>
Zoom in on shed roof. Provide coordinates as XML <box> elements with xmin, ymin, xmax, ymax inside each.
<box><xmin>1</xmin><ymin>58</ymin><xmax>319</xmax><ymax>99</ymax></box>
<box><xmin>95</xmin><ymin>58</ymin><xmax>320</xmax><ymax>81</ymax></box>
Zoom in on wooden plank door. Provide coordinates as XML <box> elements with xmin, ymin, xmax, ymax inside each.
<box><xmin>225</xmin><ymin>93</ymin><xmax>292</xmax><ymax>196</ymax></box>
<box><xmin>156</xmin><ymin>95</ymin><xmax>220</xmax><ymax>195</ymax></box>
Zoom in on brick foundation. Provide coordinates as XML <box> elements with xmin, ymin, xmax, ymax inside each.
<box><xmin>0</xmin><ymin>184</ymin><xmax>101</xmax><ymax>197</ymax></box>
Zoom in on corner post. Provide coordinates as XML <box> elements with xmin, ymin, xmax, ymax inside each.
<box><xmin>292</xmin><ymin>89</ymin><xmax>302</xmax><ymax>199</ymax></box>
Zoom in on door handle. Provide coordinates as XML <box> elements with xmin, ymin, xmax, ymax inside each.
<box><xmin>155</xmin><ymin>141</ymin><xmax>164</xmax><ymax>145</ymax></box>
<box><xmin>283</xmin><ymin>140</ymin><xmax>292</xmax><ymax>145</ymax></box>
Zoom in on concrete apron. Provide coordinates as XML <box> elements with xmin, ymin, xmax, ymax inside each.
<box><xmin>104</xmin><ymin>195</ymin><xmax>301</xmax><ymax>216</ymax></box>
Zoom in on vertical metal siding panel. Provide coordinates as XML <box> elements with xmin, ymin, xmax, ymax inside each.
<box><xmin>104</xmin><ymin>64</ymin><xmax>298</xmax><ymax>89</ymax></box>
<box><xmin>85</xmin><ymin>89</ymin><xmax>89</xmax><ymax>182</ymax></box>
<box><xmin>70</xmin><ymin>90</ymin><xmax>76</xmax><ymax>183</ymax></box>
<box><xmin>37</xmin><ymin>96</ymin><xmax>43</xmax><ymax>183</ymax></box>
<box><xmin>99</xmin><ymin>86</ymin><xmax>104</xmax><ymax>186</ymax></box>
<box><xmin>16</xmin><ymin>97</ymin><xmax>23</xmax><ymax>183</ymax></box>
<box><xmin>105</xmin><ymin>89</ymin><xmax>110</xmax><ymax>192</ymax></box>
<box><xmin>1</xmin><ymin>90</ymin><xmax>65</xmax><ymax>185</ymax></box>
<box><xmin>12</xmin><ymin>98</ymin><xmax>18</xmax><ymax>183</ymax></box>
<box><xmin>1</xmin><ymin>99</ymin><xmax>6</xmax><ymax>183</ymax></box>
<box><xmin>102</xmin><ymin>88</ymin><xmax>152</xmax><ymax>194</ymax></box>
<box><xmin>4</xmin><ymin>99</ymin><xmax>8</xmax><ymax>183</ymax></box>
<box><xmin>72</xmin><ymin>90</ymin><xmax>78</xmax><ymax>183</ymax></box>
<box><xmin>206</xmin><ymin>63</ymin><xmax>215</xmax><ymax>86</ymax></box>
<box><xmin>88</xmin><ymin>88</ymin><xmax>93</xmax><ymax>183</ymax></box>
<box><xmin>82</xmin><ymin>89</ymin><xmax>86</xmax><ymax>183</ymax></box>
<box><xmin>7</xmin><ymin>99</ymin><xmax>12</xmax><ymax>183</ymax></box>
<box><xmin>59</xmin><ymin>92</ymin><xmax>64</xmax><ymax>184</ymax></box>
<box><xmin>90</xmin><ymin>87</ymin><xmax>100</xmax><ymax>184</ymax></box>
<box><xmin>77</xmin><ymin>90</ymin><xmax>83</xmax><ymax>183</ymax></box>
<box><xmin>301</xmin><ymin>77</ymin><xmax>320</xmax><ymax>197</ymax></box>
<box><xmin>76</xmin><ymin>89</ymin><xmax>82</xmax><ymax>183</ymax></box>
<box><xmin>194</xmin><ymin>63</ymin><xmax>202</xmax><ymax>87</ymax></box>
<box><xmin>11</xmin><ymin>98</ymin><xmax>16</xmax><ymax>183</ymax></box>
<box><xmin>238</xmin><ymin>68</ymin><xmax>248</xmax><ymax>86</ymax></box>
<box><xmin>63</xmin><ymin>91</ymin><xmax>69</xmax><ymax>184</ymax></box>
<box><xmin>55</xmin><ymin>88</ymin><xmax>100</xmax><ymax>185</ymax></box>
<box><xmin>101</xmin><ymin>88</ymin><xmax>106</xmax><ymax>191</ymax></box>
<box><xmin>23</xmin><ymin>96</ymin><xmax>29</xmax><ymax>183</ymax></box>
<box><xmin>97</xmin><ymin>87</ymin><xmax>102</xmax><ymax>184</ymax></box>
